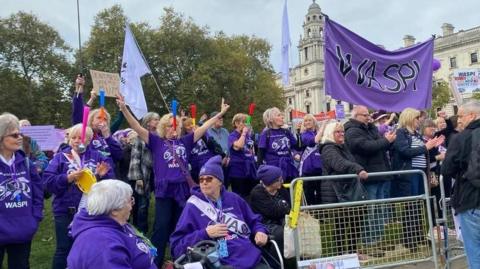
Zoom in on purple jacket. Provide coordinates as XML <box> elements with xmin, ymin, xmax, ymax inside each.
<box><xmin>43</xmin><ymin>147</ymin><xmax>114</xmax><ymax>217</ymax></box>
<box><xmin>300</xmin><ymin>130</ymin><xmax>322</xmax><ymax>176</ymax></box>
<box><xmin>0</xmin><ymin>151</ymin><xmax>43</xmax><ymax>244</ymax></box>
<box><xmin>72</xmin><ymin>93</ymin><xmax>123</xmax><ymax>171</ymax></box>
<box><xmin>189</xmin><ymin>135</ymin><xmax>216</xmax><ymax>175</ymax></box>
<box><xmin>67</xmin><ymin>209</ymin><xmax>157</xmax><ymax>269</ymax></box>
<box><xmin>258</xmin><ymin>128</ymin><xmax>298</xmax><ymax>179</ymax></box>
<box><xmin>170</xmin><ymin>187</ymin><xmax>267</xmax><ymax>269</ymax></box>
<box><xmin>147</xmin><ymin>132</ymin><xmax>195</xmax><ymax>206</ymax></box>
<box><xmin>227</xmin><ymin>130</ymin><xmax>257</xmax><ymax>179</ymax></box>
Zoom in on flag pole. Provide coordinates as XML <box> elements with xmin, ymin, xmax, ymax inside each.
<box><xmin>125</xmin><ymin>21</ymin><xmax>170</xmax><ymax>113</ymax></box>
<box><xmin>76</xmin><ymin>0</ymin><xmax>83</xmax><ymax>73</ymax></box>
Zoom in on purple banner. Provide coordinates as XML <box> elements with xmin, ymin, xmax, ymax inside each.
<box><xmin>324</xmin><ymin>17</ymin><xmax>433</xmax><ymax>112</ymax></box>
<box><xmin>21</xmin><ymin>125</ymin><xmax>65</xmax><ymax>152</ymax></box>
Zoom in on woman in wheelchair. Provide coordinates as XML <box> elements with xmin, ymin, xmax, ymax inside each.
<box><xmin>170</xmin><ymin>156</ymin><xmax>270</xmax><ymax>269</ymax></box>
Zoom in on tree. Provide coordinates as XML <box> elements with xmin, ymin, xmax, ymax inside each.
<box><xmin>0</xmin><ymin>12</ymin><xmax>74</xmax><ymax>127</ymax></box>
<box><xmin>429</xmin><ymin>80</ymin><xmax>451</xmax><ymax>118</ymax></box>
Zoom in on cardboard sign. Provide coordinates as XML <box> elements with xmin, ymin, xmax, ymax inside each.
<box><xmin>89</xmin><ymin>69</ymin><xmax>120</xmax><ymax>97</ymax></box>
<box><xmin>20</xmin><ymin>125</ymin><xmax>64</xmax><ymax>152</ymax></box>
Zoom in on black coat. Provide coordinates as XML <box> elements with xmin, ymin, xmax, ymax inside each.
<box><xmin>391</xmin><ymin>128</ymin><xmax>427</xmax><ymax>171</ymax></box>
<box><xmin>442</xmin><ymin>119</ymin><xmax>480</xmax><ymax>213</ymax></box>
<box><xmin>344</xmin><ymin>119</ymin><xmax>392</xmax><ymax>181</ymax></box>
<box><xmin>319</xmin><ymin>142</ymin><xmax>364</xmax><ymax>203</ymax></box>
<box><xmin>249</xmin><ymin>184</ymin><xmax>290</xmax><ymax>226</ymax></box>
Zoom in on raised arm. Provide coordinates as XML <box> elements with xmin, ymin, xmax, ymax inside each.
<box><xmin>116</xmin><ymin>94</ymin><xmax>149</xmax><ymax>144</ymax></box>
<box><xmin>193</xmin><ymin>99</ymin><xmax>230</xmax><ymax>142</ymax></box>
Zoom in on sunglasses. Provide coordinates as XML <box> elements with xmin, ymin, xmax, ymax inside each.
<box><xmin>3</xmin><ymin>132</ymin><xmax>23</xmax><ymax>139</ymax></box>
<box><xmin>199</xmin><ymin>176</ymin><xmax>214</xmax><ymax>183</ymax></box>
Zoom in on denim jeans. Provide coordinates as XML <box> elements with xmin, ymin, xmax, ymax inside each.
<box><xmin>0</xmin><ymin>242</ymin><xmax>31</xmax><ymax>269</ymax></box>
<box><xmin>52</xmin><ymin>214</ymin><xmax>74</xmax><ymax>269</ymax></box>
<box><xmin>151</xmin><ymin>197</ymin><xmax>183</xmax><ymax>267</ymax></box>
<box><xmin>363</xmin><ymin>181</ymin><xmax>388</xmax><ymax>244</ymax></box>
<box><xmin>132</xmin><ymin>191</ymin><xmax>150</xmax><ymax>234</ymax></box>
<box><xmin>459</xmin><ymin>209</ymin><xmax>480</xmax><ymax>269</ymax></box>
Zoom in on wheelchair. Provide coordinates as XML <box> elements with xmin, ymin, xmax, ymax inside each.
<box><xmin>174</xmin><ymin>238</ymin><xmax>284</xmax><ymax>269</ymax></box>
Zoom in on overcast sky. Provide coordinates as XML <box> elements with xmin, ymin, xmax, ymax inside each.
<box><xmin>2</xmin><ymin>0</ymin><xmax>479</xmax><ymax>72</ymax></box>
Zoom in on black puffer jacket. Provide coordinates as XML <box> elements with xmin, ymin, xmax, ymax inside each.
<box><xmin>442</xmin><ymin>119</ymin><xmax>480</xmax><ymax>213</ymax></box>
<box><xmin>249</xmin><ymin>184</ymin><xmax>290</xmax><ymax>226</ymax></box>
<box><xmin>319</xmin><ymin>142</ymin><xmax>364</xmax><ymax>203</ymax></box>
<box><xmin>344</xmin><ymin>119</ymin><xmax>392</xmax><ymax>182</ymax></box>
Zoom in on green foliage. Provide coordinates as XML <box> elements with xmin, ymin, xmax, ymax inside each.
<box><xmin>472</xmin><ymin>92</ymin><xmax>480</xmax><ymax>100</ymax></box>
<box><xmin>0</xmin><ymin>6</ymin><xmax>284</xmax><ymax>132</ymax></box>
<box><xmin>429</xmin><ymin>80</ymin><xmax>451</xmax><ymax>118</ymax></box>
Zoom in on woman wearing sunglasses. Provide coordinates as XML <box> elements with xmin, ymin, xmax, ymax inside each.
<box><xmin>170</xmin><ymin>155</ymin><xmax>269</xmax><ymax>269</ymax></box>
<box><xmin>0</xmin><ymin>113</ymin><xmax>44</xmax><ymax>269</ymax></box>
<box><xmin>117</xmin><ymin>95</ymin><xmax>230</xmax><ymax>267</ymax></box>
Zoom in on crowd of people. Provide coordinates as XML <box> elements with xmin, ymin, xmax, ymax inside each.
<box><xmin>0</xmin><ymin>74</ymin><xmax>479</xmax><ymax>269</ymax></box>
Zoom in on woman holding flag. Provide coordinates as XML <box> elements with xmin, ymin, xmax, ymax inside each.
<box><xmin>116</xmin><ymin>95</ymin><xmax>229</xmax><ymax>267</ymax></box>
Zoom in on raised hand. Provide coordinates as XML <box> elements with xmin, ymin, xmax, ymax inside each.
<box><xmin>95</xmin><ymin>161</ymin><xmax>110</xmax><ymax>177</ymax></box>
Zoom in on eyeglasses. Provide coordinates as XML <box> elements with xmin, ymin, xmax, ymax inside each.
<box><xmin>3</xmin><ymin>132</ymin><xmax>23</xmax><ymax>139</ymax></box>
<box><xmin>358</xmin><ymin>113</ymin><xmax>370</xmax><ymax>117</ymax></box>
<box><xmin>334</xmin><ymin>130</ymin><xmax>345</xmax><ymax>134</ymax></box>
<box><xmin>199</xmin><ymin>176</ymin><xmax>214</xmax><ymax>183</ymax></box>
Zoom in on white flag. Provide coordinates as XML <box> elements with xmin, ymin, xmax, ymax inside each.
<box><xmin>120</xmin><ymin>23</ymin><xmax>151</xmax><ymax>119</ymax></box>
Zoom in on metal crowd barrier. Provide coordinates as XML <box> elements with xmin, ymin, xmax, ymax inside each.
<box><xmin>438</xmin><ymin>176</ymin><xmax>465</xmax><ymax>269</ymax></box>
<box><xmin>288</xmin><ymin>170</ymin><xmax>439</xmax><ymax>269</ymax></box>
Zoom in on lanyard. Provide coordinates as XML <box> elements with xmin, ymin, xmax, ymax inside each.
<box><xmin>205</xmin><ymin>194</ymin><xmax>223</xmax><ymax>223</ymax></box>
<box><xmin>9</xmin><ymin>162</ymin><xmax>17</xmax><ymax>183</ymax></box>
<box><xmin>71</xmin><ymin>150</ymin><xmax>85</xmax><ymax>169</ymax></box>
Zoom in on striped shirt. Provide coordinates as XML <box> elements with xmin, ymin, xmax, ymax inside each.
<box><xmin>411</xmin><ymin>135</ymin><xmax>427</xmax><ymax>168</ymax></box>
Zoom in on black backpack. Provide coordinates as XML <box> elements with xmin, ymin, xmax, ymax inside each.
<box><xmin>463</xmin><ymin>128</ymin><xmax>480</xmax><ymax>187</ymax></box>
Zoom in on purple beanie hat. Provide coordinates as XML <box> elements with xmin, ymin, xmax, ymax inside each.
<box><xmin>257</xmin><ymin>165</ymin><xmax>283</xmax><ymax>186</ymax></box>
<box><xmin>199</xmin><ymin>155</ymin><xmax>224</xmax><ymax>182</ymax></box>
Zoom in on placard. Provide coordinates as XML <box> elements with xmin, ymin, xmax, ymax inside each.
<box><xmin>89</xmin><ymin>69</ymin><xmax>120</xmax><ymax>97</ymax></box>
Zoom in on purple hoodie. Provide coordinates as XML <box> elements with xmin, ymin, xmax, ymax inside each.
<box><xmin>0</xmin><ymin>151</ymin><xmax>43</xmax><ymax>244</ymax></box>
<box><xmin>147</xmin><ymin>132</ymin><xmax>194</xmax><ymax>206</ymax></box>
<box><xmin>257</xmin><ymin>128</ymin><xmax>298</xmax><ymax>179</ymax></box>
<box><xmin>72</xmin><ymin>93</ymin><xmax>123</xmax><ymax>171</ymax></box>
<box><xmin>300</xmin><ymin>130</ymin><xmax>322</xmax><ymax>176</ymax></box>
<box><xmin>227</xmin><ymin>130</ymin><xmax>257</xmax><ymax>179</ymax></box>
<box><xmin>170</xmin><ymin>186</ymin><xmax>267</xmax><ymax>269</ymax></box>
<box><xmin>43</xmin><ymin>147</ymin><xmax>115</xmax><ymax>217</ymax></box>
<box><xmin>67</xmin><ymin>209</ymin><xmax>157</xmax><ymax>269</ymax></box>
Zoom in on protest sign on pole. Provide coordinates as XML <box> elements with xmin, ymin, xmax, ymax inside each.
<box><xmin>89</xmin><ymin>69</ymin><xmax>120</xmax><ymax>97</ymax></box>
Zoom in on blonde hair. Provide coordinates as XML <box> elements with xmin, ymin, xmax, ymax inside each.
<box><xmin>69</xmin><ymin>123</ymin><xmax>94</xmax><ymax>145</ymax></box>
<box><xmin>0</xmin><ymin>113</ymin><xmax>19</xmax><ymax>142</ymax></box>
<box><xmin>300</xmin><ymin>114</ymin><xmax>318</xmax><ymax>133</ymax></box>
<box><xmin>157</xmin><ymin>113</ymin><xmax>182</xmax><ymax>138</ymax></box>
<box><xmin>87</xmin><ymin>108</ymin><xmax>111</xmax><ymax>127</ymax></box>
<box><xmin>263</xmin><ymin>107</ymin><xmax>282</xmax><ymax>129</ymax></box>
<box><xmin>232</xmin><ymin>113</ymin><xmax>248</xmax><ymax>128</ymax></box>
<box><xmin>321</xmin><ymin>121</ymin><xmax>343</xmax><ymax>144</ymax></box>
<box><xmin>398</xmin><ymin>108</ymin><xmax>420</xmax><ymax>133</ymax></box>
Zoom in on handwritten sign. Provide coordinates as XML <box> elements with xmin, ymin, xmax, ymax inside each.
<box><xmin>20</xmin><ymin>125</ymin><xmax>64</xmax><ymax>152</ymax></box>
<box><xmin>89</xmin><ymin>69</ymin><xmax>120</xmax><ymax>97</ymax></box>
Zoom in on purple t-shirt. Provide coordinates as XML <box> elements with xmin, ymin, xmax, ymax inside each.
<box><xmin>228</xmin><ymin>130</ymin><xmax>256</xmax><ymax>179</ymax></box>
<box><xmin>258</xmin><ymin>128</ymin><xmax>298</xmax><ymax>179</ymax></box>
<box><xmin>189</xmin><ymin>135</ymin><xmax>215</xmax><ymax>172</ymax></box>
<box><xmin>147</xmin><ymin>132</ymin><xmax>195</xmax><ymax>204</ymax></box>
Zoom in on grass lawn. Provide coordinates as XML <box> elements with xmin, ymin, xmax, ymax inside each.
<box><xmin>4</xmin><ymin>196</ymin><xmax>157</xmax><ymax>269</ymax></box>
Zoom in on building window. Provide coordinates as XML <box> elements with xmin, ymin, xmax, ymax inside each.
<box><xmin>471</xmin><ymin>52</ymin><xmax>478</xmax><ymax>64</ymax></box>
<box><xmin>326</xmin><ymin>102</ymin><xmax>331</xmax><ymax>111</ymax></box>
<box><xmin>349</xmin><ymin>103</ymin><xmax>354</xmax><ymax>111</ymax></box>
<box><xmin>306</xmin><ymin>90</ymin><xmax>310</xmax><ymax>97</ymax></box>
<box><xmin>312</xmin><ymin>15</ymin><xmax>316</xmax><ymax>20</ymax></box>
<box><xmin>304</xmin><ymin>68</ymin><xmax>309</xmax><ymax>75</ymax></box>
<box><xmin>304</xmin><ymin>47</ymin><xmax>308</xmax><ymax>61</ymax></box>
<box><xmin>306</xmin><ymin>105</ymin><xmax>311</xmax><ymax>114</ymax></box>
<box><xmin>288</xmin><ymin>98</ymin><xmax>292</xmax><ymax>105</ymax></box>
<box><xmin>450</xmin><ymin>57</ymin><xmax>457</xmax><ymax>68</ymax></box>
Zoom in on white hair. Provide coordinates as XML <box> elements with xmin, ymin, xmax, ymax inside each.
<box><xmin>0</xmin><ymin>113</ymin><xmax>19</xmax><ymax>139</ymax></box>
<box><xmin>263</xmin><ymin>107</ymin><xmax>281</xmax><ymax>129</ymax></box>
<box><xmin>462</xmin><ymin>100</ymin><xmax>480</xmax><ymax>119</ymax></box>
<box><xmin>87</xmin><ymin>180</ymin><xmax>132</xmax><ymax>216</ymax></box>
